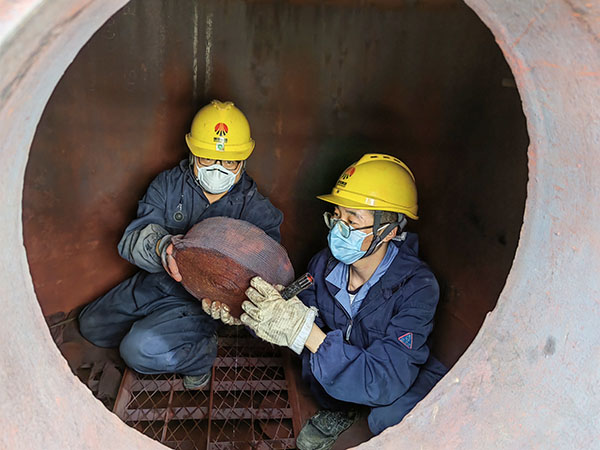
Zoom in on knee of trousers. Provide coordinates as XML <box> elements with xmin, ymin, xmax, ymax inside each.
<box><xmin>118</xmin><ymin>327</ymin><xmax>171</xmax><ymax>374</ymax></box>
<box><xmin>367</xmin><ymin>397</ymin><xmax>415</xmax><ymax>435</ymax></box>
<box><xmin>78</xmin><ymin>306</ymin><xmax>114</xmax><ymax>347</ymax></box>
<box><xmin>119</xmin><ymin>325</ymin><xmax>219</xmax><ymax>374</ymax></box>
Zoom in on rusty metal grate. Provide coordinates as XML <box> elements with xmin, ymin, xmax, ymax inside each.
<box><xmin>113</xmin><ymin>328</ymin><xmax>301</xmax><ymax>449</ymax></box>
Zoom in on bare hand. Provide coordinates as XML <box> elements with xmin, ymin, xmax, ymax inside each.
<box><xmin>162</xmin><ymin>243</ymin><xmax>182</xmax><ymax>282</ymax></box>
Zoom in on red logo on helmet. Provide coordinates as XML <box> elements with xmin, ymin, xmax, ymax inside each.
<box><xmin>340</xmin><ymin>166</ymin><xmax>356</xmax><ymax>180</ymax></box>
<box><xmin>215</xmin><ymin>123</ymin><xmax>229</xmax><ymax>136</ymax></box>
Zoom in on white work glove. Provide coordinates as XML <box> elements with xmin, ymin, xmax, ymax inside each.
<box><xmin>202</xmin><ymin>299</ymin><xmax>242</xmax><ymax>326</ymax></box>
<box><xmin>241</xmin><ymin>277</ymin><xmax>317</xmax><ymax>354</ymax></box>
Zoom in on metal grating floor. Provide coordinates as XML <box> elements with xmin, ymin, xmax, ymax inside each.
<box><xmin>113</xmin><ymin>328</ymin><xmax>301</xmax><ymax>449</ymax></box>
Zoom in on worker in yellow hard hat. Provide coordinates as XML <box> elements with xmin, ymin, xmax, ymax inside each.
<box><xmin>236</xmin><ymin>154</ymin><xmax>447</xmax><ymax>448</ymax></box>
<box><xmin>79</xmin><ymin>100</ymin><xmax>282</xmax><ymax>391</ymax></box>
<box><xmin>184</xmin><ymin>100</ymin><xmax>255</xmax><ymax>199</ymax></box>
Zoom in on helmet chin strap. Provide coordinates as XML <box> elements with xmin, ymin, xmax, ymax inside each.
<box><xmin>362</xmin><ymin>212</ymin><xmax>407</xmax><ymax>259</ymax></box>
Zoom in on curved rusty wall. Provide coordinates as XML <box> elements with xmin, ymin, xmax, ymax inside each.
<box><xmin>0</xmin><ymin>0</ymin><xmax>598</xmax><ymax>449</ymax></box>
<box><xmin>368</xmin><ymin>0</ymin><xmax>600</xmax><ymax>448</ymax></box>
<box><xmin>0</xmin><ymin>1</ymin><xmax>161</xmax><ymax>448</ymax></box>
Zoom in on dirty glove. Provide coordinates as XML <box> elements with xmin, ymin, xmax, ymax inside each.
<box><xmin>241</xmin><ymin>277</ymin><xmax>317</xmax><ymax>354</ymax></box>
<box><xmin>202</xmin><ymin>298</ymin><xmax>242</xmax><ymax>326</ymax></box>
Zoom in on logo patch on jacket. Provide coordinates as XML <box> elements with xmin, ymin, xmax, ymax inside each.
<box><xmin>398</xmin><ymin>332</ymin><xmax>413</xmax><ymax>349</ymax></box>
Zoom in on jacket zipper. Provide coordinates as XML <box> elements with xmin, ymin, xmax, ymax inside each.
<box><xmin>322</xmin><ymin>259</ymin><xmax>355</xmax><ymax>344</ymax></box>
<box><xmin>345</xmin><ymin>320</ymin><xmax>353</xmax><ymax>342</ymax></box>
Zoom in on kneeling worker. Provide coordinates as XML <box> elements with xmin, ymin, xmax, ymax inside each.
<box><xmin>79</xmin><ymin>100</ymin><xmax>282</xmax><ymax>391</ymax></box>
<box><xmin>239</xmin><ymin>154</ymin><xmax>447</xmax><ymax>449</ymax></box>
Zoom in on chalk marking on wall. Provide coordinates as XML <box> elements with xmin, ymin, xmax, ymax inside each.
<box><xmin>204</xmin><ymin>12</ymin><xmax>214</xmax><ymax>96</ymax></box>
<box><xmin>192</xmin><ymin>2</ymin><xmax>199</xmax><ymax>101</ymax></box>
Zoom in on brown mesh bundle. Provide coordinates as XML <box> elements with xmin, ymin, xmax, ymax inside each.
<box><xmin>172</xmin><ymin>217</ymin><xmax>294</xmax><ymax>318</ymax></box>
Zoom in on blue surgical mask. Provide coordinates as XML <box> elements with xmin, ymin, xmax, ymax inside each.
<box><xmin>327</xmin><ymin>226</ymin><xmax>373</xmax><ymax>265</ymax></box>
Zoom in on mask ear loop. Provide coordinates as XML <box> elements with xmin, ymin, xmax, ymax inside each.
<box><xmin>363</xmin><ymin>212</ymin><xmax>407</xmax><ymax>258</ymax></box>
<box><xmin>189</xmin><ymin>154</ymin><xmax>203</xmax><ymax>188</ymax></box>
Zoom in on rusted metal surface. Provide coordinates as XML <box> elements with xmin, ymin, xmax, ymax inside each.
<box><xmin>0</xmin><ymin>1</ymin><xmax>163</xmax><ymax>449</ymax></box>
<box><xmin>2</xmin><ymin>0</ymin><xmax>600</xmax><ymax>449</ymax></box>
<box><xmin>22</xmin><ymin>0</ymin><xmax>197</xmax><ymax>316</ymax></box>
<box><xmin>22</xmin><ymin>0</ymin><xmax>527</xmax><ymax>372</ymax></box>
<box><xmin>361</xmin><ymin>0</ymin><xmax>600</xmax><ymax>448</ymax></box>
<box><xmin>114</xmin><ymin>328</ymin><xmax>298</xmax><ymax>449</ymax></box>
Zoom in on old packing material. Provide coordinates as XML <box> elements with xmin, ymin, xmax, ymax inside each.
<box><xmin>172</xmin><ymin>217</ymin><xmax>295</xmax><ymax>318</ymax></box>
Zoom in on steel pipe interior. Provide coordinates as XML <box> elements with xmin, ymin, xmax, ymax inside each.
<box><xmin>1</xmin><ymin>0</ymin><xmax>598</xmax><ymax>448</ymax></box>
<box><xmin>24</xmin><ymin>0</ymin><xmax>528</xmax><ymax>369</ymax></box>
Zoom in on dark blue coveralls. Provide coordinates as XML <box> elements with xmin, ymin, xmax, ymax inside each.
<box><xmin>79</xmin><ymin>159</ymin><xmax>283</xmax><ymax>377</ymax></box>
<box><xmin>298</xmin><ymin>234</ymin><xmax>447</xmax><ymax>435</ymax></box>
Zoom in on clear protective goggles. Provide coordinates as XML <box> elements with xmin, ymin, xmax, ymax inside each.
<box><xmin>323</xmin><ymin>211</ymin><xmax>390</xmax><ymax>239</ymax></box>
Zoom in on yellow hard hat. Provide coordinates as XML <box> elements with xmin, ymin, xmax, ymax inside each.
<box><xmin>185</xmin><ymin>100</ymin><xmax>255</xmax><ymax>161</ymax></box>
<box><xmin>317</xmin><ymin>153</ymin><xmax>419</xmax><ymax>219</ymax></box>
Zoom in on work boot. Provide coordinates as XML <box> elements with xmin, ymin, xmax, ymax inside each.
<box><xmin>182</xmin><ymin>372</ymin><xmax>211</xmax><ymax>390</ymax></box>
<box><xmin>296</xmin><ymin>409</ymin><xmax>358</xmax><ymax>450</ymax></box>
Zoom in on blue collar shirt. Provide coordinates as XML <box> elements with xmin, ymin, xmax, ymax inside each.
<box><xmin>325</xmin><ymin>241</ymin><xmax>400</xmax><ymax>318</ymax></box>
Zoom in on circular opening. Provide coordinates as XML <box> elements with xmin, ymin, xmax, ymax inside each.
<box><xmin>10</xmin><ymin>0</ymin><xmax>534</xmax><ymax>447</ymax></box>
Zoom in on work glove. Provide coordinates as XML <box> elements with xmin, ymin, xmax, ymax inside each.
<box><xmin>202</xmin><ymin>299</ymin><xmax>242</xmax><ymax>326</ymax></box>
<box><xmin>241</xmin><ymin>277</ymin><xmax>317</xmax><ymax>354</ymax></box>
<box><xmin>157</xmin><ymin>234</ymin><xmax>183</xmax><ymax>281</ymax></box>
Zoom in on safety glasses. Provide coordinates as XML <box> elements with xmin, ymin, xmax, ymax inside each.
<box><xmin>323</xmin><ymin>212</ymin><xmax>389</xmax><ymax>238</ymax></box>
<box><xmin>197</xmin><ymin>157</ymin><xmax>241</xmax><ymax>171</ymax></box>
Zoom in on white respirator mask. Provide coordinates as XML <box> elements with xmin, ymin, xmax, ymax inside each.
<box><xmin>194</xmin><ymin>159</ymin><xmax>240</xmax><ymax>194</ymax></box>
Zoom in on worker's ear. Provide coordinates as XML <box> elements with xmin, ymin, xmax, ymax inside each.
<box><xmin>381</xmin><ymin>225</ymin><xmax>398</xmax><ymax>242</ymax></box>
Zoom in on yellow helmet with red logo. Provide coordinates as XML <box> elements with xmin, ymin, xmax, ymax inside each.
<box><xmin>317</xmin><ymin>153</ymin><xmax>419</xmax><ymax>219</ymax></box>
<box><xmin>185</xmin><ymin>100</ymin><xmax>255</xmax><ymax>161</ymax></box>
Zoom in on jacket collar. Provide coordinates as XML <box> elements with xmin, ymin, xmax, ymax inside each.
<box><xmin>322</xmin><ymin>235</ymin><xmax>420</xmax><ymax>320</ymax></box>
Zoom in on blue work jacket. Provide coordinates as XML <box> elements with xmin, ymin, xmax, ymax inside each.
<box><xmin>298</xmin><ymin>234</ymin><xmax>446</xmax><ymax>417</ymax></box>
<box><xmin>118</xmin><ymin>159</ymin><xmax>283</xmax><ymax>273</ymax></box>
